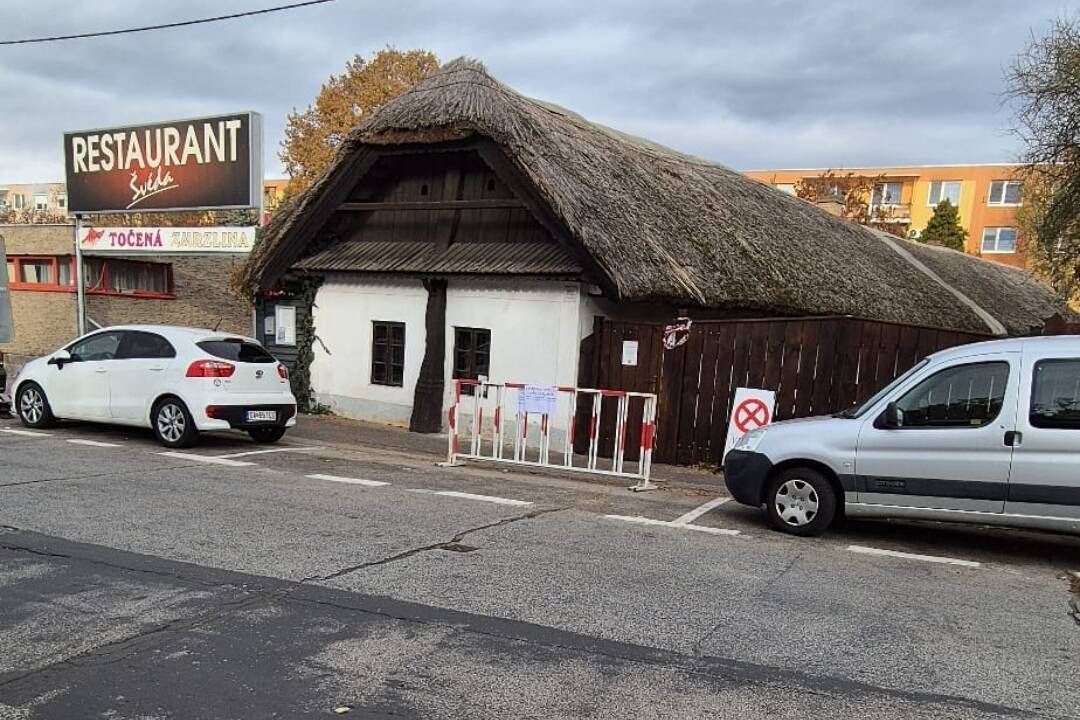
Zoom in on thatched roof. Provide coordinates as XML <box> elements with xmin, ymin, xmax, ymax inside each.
<box><xmin>242</xmin><ymin>58</ymin><xmax>1073</xmax><ymax>336</ymax></box>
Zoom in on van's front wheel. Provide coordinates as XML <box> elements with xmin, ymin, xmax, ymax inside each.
<box><xmin>765</xmin><ymin>468</ymin><xmax>836</xmax><ymax>536</ymax></box>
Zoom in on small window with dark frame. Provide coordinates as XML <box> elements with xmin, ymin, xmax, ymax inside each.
<box><xmin>1030</xmin><ymin>359</ymin><xmax>1080</xmax><ymax>429</ymax></box>
<box><xmin>371</xmin><ymin>321</ymin><xmax>405</xmax><ymax>386</ymax></box>
<box><xmin>453</xmin><ymin>327</ymin><xmax>491</xmax><ymax>394</ymax></box>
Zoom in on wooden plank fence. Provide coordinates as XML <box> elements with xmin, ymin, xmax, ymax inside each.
<box><xmin>582</xmin><ymin>315</ymin><xmax>989</xmax><ymax>466</ymax></box>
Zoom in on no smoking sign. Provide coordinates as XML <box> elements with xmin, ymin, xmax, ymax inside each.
<box><xmin>723</xmin><ymin>388</ymin><xmax>776</xmax><ymax>458</ymax></box>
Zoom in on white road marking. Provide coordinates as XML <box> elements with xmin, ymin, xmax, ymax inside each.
<box><xmin>217</xmin><ymin>446</ymin><xmax>320</xmax><ymax>459</ymax></box>
<box><xmin>672</xmin><ymin>497</ymin><xmax>730</xmax><ymax>526</ymax></box>
<box><xmin>67</xmin><ymin>439</ymin><xmax>121</xmax><ymax>448</ymax></box>
<box><xmin>605</xmin><ymin>514</ymin><xmax>741</xmax><ymax>536</ymax></box>
<box><xmin>433</xmin><ymin>491</ymin><xmax>532</xmax><ymax>507</ymax></box>
<box><xmin>0</xmin><ymin>428</ymin><xmax>51</xmax><ymax>437</ymax></box>
<box><xmin>847</xmin><ymin>545</ymin><xmax>981</xmax><ymax>568</ymax></box>
<box><xmin>307</xmin><ymin>473</ymin><xmax>389</xmax><ymax>487</ymax></box>
<box><xmin>158</xmin><ymin>452</ymin><xmax>255</xmax><ymax>467</ymax></box>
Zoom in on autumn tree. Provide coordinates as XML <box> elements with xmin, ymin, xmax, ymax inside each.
<box><xmin>919</xmin><ymin>199</ymin><xmax>967</xmax><ymax>252</ymax></box>
<box><xmin>280</xmin><ymin>48</ymin><xmax>439</xmax><ymax>195</ymax></box>
<box><xmin>1007</xmin><ymin>15</ymin><xmax>1080</xmax><ymax>304</ymax></box>
<box><xmin>794</xmin><ymin>170</ymin><xmax>905</xmax><ymax>236</ymax></box>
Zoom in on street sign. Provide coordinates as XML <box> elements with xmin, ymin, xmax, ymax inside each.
<box><xmin>723</xmin><ymin>387</ymin><xmax>776</xmax><ymax>458</ymax></box>
<box><xmin>0</xmin><ymin>236</ymin><xmax>12</xmax><ymax>343</ymax></box>
<box><xmin>63</xmin><ymin>112</ymin><xmax>263</xmax><ymax>213</ymax></box>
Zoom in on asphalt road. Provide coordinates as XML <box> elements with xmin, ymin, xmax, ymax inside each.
<box><xmin>0</xmin><ymin>416</ymin><xmax>1077</xmax><ymax>719</ymax></box>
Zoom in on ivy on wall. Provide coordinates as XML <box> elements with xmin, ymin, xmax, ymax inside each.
<box><xmin>287</xmin><ymin>276</ymin><xmax>323</xmax><ymax>411</ymax></box>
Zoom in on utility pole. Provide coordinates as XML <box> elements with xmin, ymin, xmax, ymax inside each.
<box><xmin>74</xmin><ymin>214</ymin><xmax>86</xmax><ymax>336</ymax></box>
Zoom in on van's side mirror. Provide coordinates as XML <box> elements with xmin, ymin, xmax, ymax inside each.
<box><xmin>47</xmin><ymin>349</ymin><xmax>72</xmax><ymax>368</ymax></box>
<box><xmin>880</xmin><ymin>401</ymin><xmax>904</xmax><ymax>429</ymax></box>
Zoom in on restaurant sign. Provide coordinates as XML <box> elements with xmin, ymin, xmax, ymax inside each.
<box><xmin>78</xmin><ymin>226</ymin><xmax>256</xmax><ymax>254</ymax></box>
<box><xmin>64</xmin><ymin>112</ymin><xmax>262</xmax><ymax>214</ymax></box>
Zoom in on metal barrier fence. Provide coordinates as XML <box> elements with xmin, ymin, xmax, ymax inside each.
<box><xmin>445</xmin><ymin>380</ymin><xmax>659</xmax><ymax>491</ymax></box>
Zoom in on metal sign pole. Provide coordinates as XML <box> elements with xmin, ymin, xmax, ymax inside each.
<box><xmin>74</xmin><ymin>214</ymin><xmax>86</xmax><ymax>336</ymax></box>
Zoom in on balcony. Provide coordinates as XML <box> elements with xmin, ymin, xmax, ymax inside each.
<box><xmin>869</xmin><ymin>203</ymin><xmax>911</xmax><ymax>224</ymax></box>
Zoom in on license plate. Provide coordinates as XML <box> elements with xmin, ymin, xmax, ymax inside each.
<box><xmin>246</xmin><ymin>410</ymin><xmax>277</xmax><ymax>423</ymax></box>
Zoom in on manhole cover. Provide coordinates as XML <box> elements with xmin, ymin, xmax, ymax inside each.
<box><xmin>440</xmin><ymin>543</ymin><xmax>479</xmax><ymax>553</ymax></box>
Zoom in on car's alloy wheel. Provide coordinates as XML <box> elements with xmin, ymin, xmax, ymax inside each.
<box><xmin>17</xmin><ymin>383</ymin><xmax>54</xmax><ymax>428</ymax></box>
<box><xmin>774</xmin><ymin>478</ymin><xmax>819</xmax><ymax>527</ymax></box>
<box><xmin>156</xmin><ymin>402</ymin><xmax>187</xmax><ymax>444</ymax></box>
<box><xmin>19</xmin><ymin>386</ymin><xmax>45</xmax><ymax>425</ymax></box>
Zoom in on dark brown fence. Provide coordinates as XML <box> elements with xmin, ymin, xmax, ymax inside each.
<box><xmin>581</xmin><ymin>316</ymin><xmax>989</xmax><ymax>466</ymax></box>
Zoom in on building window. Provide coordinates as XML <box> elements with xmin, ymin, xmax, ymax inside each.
<box><xmin>988</xmin><ymin>180</ymin><xmax>1023</xmax><ymax>206</ymax></box>
<box><xmin>871</xmin><ymin>182</ymin><xmax>903</xmax><ymax>207</ymax></box>
<box><xmin>371</xmin><ymin>321</ymin><xmax>405</xmax><ymax>386</ymax></box>
<box><xmin>7</xmin><ymin>255</ymin><xmax>173</xmax><ymax>297</ymax></box>
<box><xmin>12</xmin><ymin>194</ymin><xmax>24</xmax><ymax>210</ymax></box>
<box><xmin>927</xmin><ymin>181</ymin><xmax>961</xmax><ymax>207</ymax></box>
<box><xmin>453</xmin><ymin>327</ymin><xmax>491</xmax><ymax>384</ymax></box>
<box><xmin>33</xmin><ymin>194</ymin><xmax>48</xmax><ymax>211</ymax></box>
<box><xmin>981</xmin><ymin>227</ymin><xmax>1018</xmax><ymax>254</ymax></box>
<box><xmin>84</xmin><ymin>258</ymin><xmax>173</xmax><ymax>297</ymax></box>
<box><xmin>6</xmin><ymin>256</ymin><xmax>71</xmax><ymax>291</ymax></box>
<box><xmin>57</xmin><ymin>193</ymin><xmax>67</xmax><ymax>210</ymax></box>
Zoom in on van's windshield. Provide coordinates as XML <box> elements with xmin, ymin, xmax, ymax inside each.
<box><xmin>833</xmin><ymin>358</ymin><xmax>930</xmax><ymax>419</ymax></box>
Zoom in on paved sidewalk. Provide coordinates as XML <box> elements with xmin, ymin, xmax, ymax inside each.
<box><xmin>286</xmin><ymin>412</ymin><xmax>723</xmax><ymax>494</ymax></box>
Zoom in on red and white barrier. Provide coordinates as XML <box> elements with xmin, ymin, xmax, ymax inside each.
<box><xmin>446</xmin><ymin>380</ymin><xmax>659</xmax><ymax>491</ymax></box>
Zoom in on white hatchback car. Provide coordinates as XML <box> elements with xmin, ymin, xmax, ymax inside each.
<box><xmin>10</xmin><ymin>325</ymin><xmax>297</xmax><ymax>448</ymax></box>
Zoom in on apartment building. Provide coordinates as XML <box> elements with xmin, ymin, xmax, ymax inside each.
<box><xmin>0</xmin><ymin>183</ymin><xmax>67</xmax><ymax>216</ymax></box>
<box><xmin>744</xmin><ymin>164</ymin><xmax>1027</xmax><ymax>268</ymax></box>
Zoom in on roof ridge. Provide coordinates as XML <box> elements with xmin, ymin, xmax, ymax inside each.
<box><xmin>871</xmin><ymin>230</ymin><xmax>1007</xmax><ymax>336</ymax></box>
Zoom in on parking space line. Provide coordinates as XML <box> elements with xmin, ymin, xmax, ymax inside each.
<box><xmin>0</xmin><ymin>428</ymin><xmax>51</xmax><ymax>438</ymax></box>
<box><xmin>67</xmin><ymin>439</ymin><xmax>121</xmax><ymax>448</ymax></box>
<box><xmin>605</xmin><ymin>514</ymin><xmax>741</xmax><ymax>536</ymax></box>
<box><xmin>847</xmin><ymin>545</ymin><xmax>981</xmax><ymax>568</ymax></box>
<box><xmin>433</xmin><ymin>491</ymin><xmax>532</xmax><ymax>507</ymax></box>
<box><xmin>307</xmin><ymin>473</ymin><xmax>388</xmax><ymax>487</ymax></box>
<box><xmin>217</xmin><ymin>446</ymin><xmax>320</xmax><ymax>459</ymax></box>
<box><xmin>158</xmin><ymin>452</ymin><xmax>255</xmax><ymax>467</ymax></box>
<box><xmin>672</xmin><ymin>497</ymin><xmax>730</xmax><ymax>525</ymax></box>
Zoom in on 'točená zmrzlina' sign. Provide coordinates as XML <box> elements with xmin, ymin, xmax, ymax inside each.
<box><xmin>63</xmin><ymin>112</ymin><xmax>262</xmax><ymax>213</ymax></box>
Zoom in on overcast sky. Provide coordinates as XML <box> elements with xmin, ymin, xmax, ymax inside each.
<box><xmin>0</xmin><ymin>0</ymin><xmax>1069</xmax><ymax>184</ymax></box>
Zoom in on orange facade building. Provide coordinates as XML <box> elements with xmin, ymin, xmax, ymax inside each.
<box><xmin>744</xmin><ymin>164</ymin><xmax>1027</xmax><ymax>268</ymax></box>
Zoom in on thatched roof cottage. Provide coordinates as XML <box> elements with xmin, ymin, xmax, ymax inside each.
<box><xmin>241</xmin><ymin>59</ymin><xmax>1072</xmax><ymax>434</ymax></box>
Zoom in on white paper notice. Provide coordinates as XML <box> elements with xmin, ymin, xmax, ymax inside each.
<box><xmin>621</xmin><ymin>340</ymin><xmax>639</xmax><ymax>366</ymax></box>
<box><xmin>274</xmin><ymin>305</ymin><xmax>297</xmax><ymax>346</ymax></box>
<box><xmin>517</xmin><ymin>385</ymin><xmax>558</xmax><ymax>416</ymax></box>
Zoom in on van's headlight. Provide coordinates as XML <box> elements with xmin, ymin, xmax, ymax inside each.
<box><xmin>734</xmin><ymin>427</ymin><xmax>768</xmax><ymax>452</ymax></box>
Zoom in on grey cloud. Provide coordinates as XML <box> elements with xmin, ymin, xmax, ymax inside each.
<box><xmin>0</xmin><ymin>0</ymin><xmax>1064</xmax><ymax>183</ymax></box>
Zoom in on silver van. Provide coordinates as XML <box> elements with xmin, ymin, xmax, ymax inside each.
<box><xmin>723</xmin><ymin>336</ymin><xmax>1080</xmax><ymax>536</ymax></box>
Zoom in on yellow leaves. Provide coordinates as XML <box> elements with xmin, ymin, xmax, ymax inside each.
<box><xmin>280</xmin><ymin>48</ymin><xmax>439</xmax><ymax>196</ymax></box>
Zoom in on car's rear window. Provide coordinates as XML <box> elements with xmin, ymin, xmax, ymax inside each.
<box><xmin>197</xmin><ymin>339</ymin><xmax>276</xmax><ymax>363</ymax></box>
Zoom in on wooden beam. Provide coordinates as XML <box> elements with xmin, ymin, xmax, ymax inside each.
<box><xmin>338</xmin><ymin>199</ymin><xmax>525</xmax><ymax>212</ymax></box>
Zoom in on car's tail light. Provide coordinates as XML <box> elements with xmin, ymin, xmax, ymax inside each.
<box><xmin>277</xmin><ymin>363</ymin><xmax>288</xmax><ymax>380</ymax></box>
<box><xmin>186</xmin><ymin>359</ymin><xmax>235</xmax><ymax>378</ymax></box>
<box><xmin>205</xmin><ymin>405</ymin><xmax>226</xmax><ymax>419</ymax></box>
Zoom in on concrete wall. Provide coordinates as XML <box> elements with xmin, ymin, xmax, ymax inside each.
<box><xmin>309</xmin><ymin>276</ymin><xmax>589</xmax><ymax>433</ymax></box>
